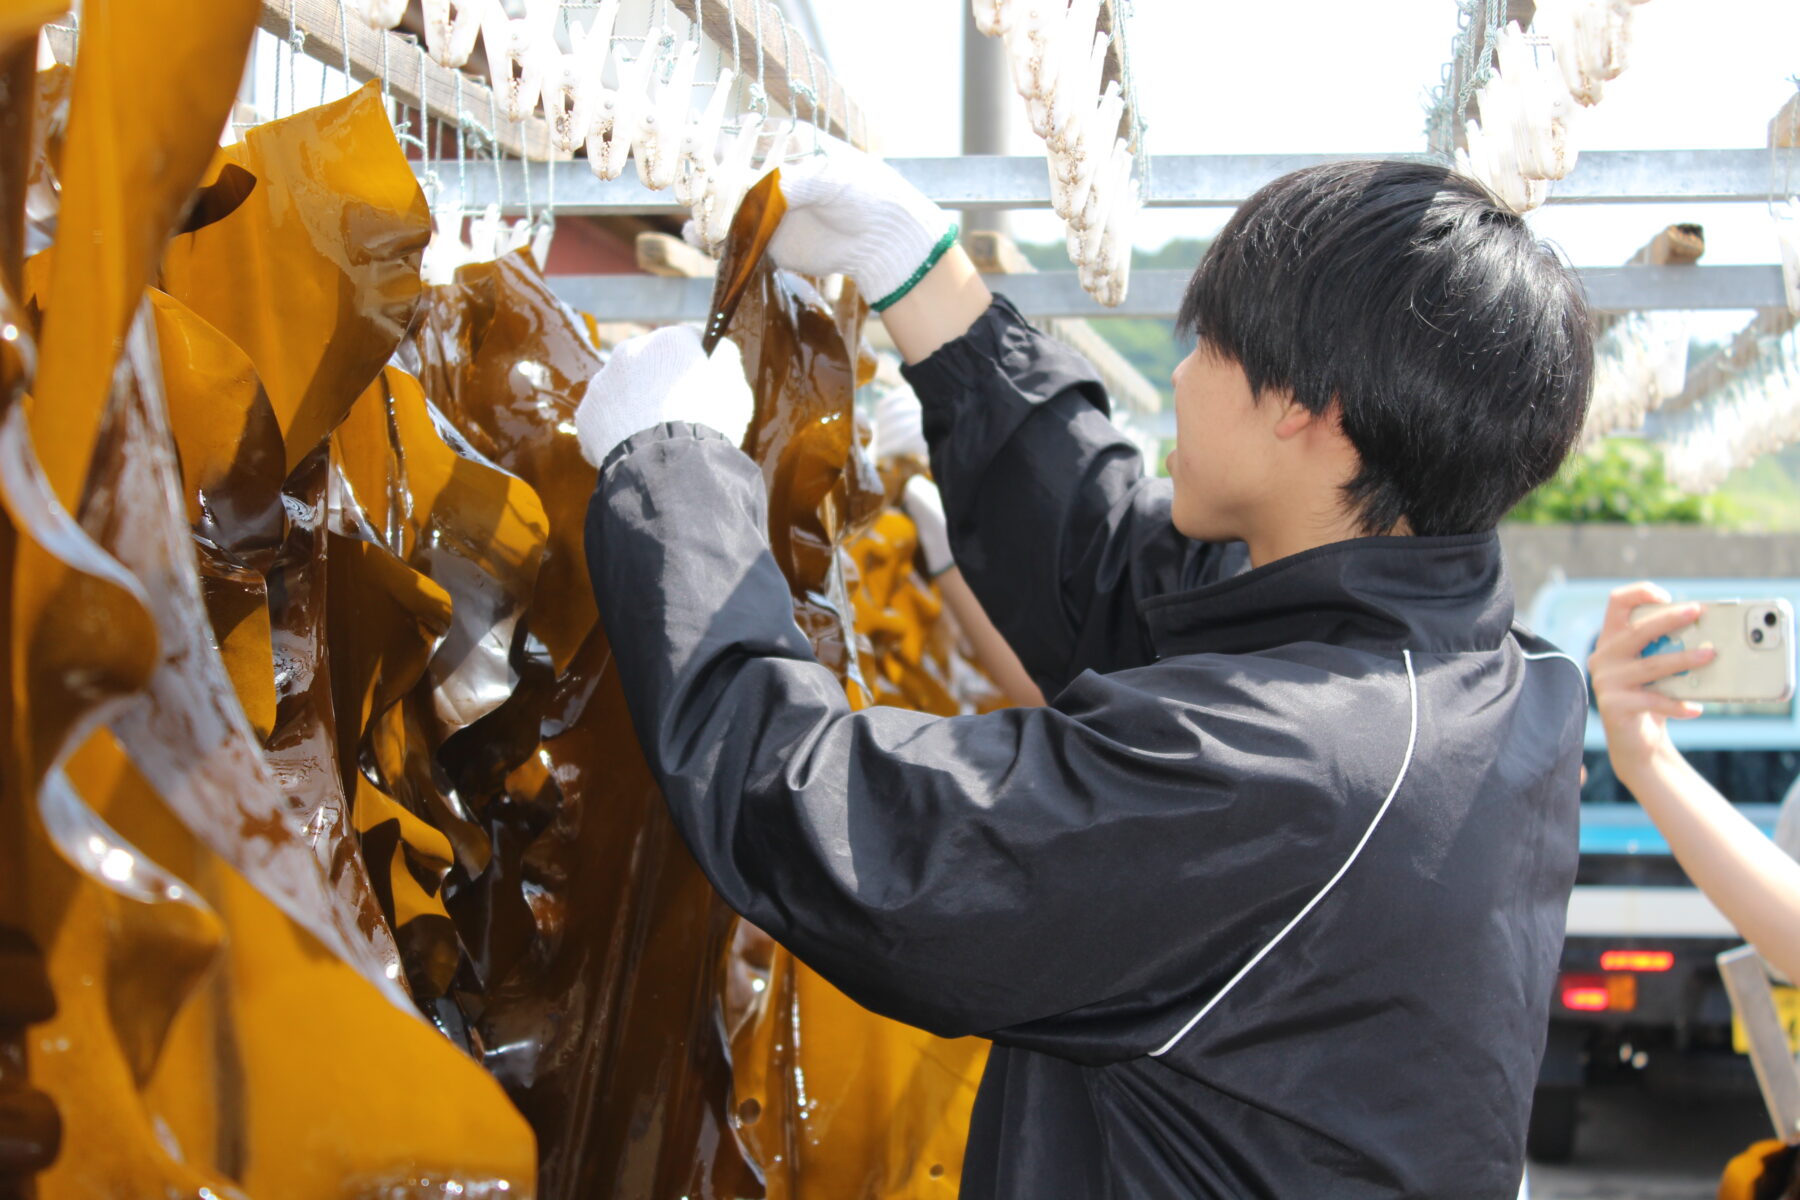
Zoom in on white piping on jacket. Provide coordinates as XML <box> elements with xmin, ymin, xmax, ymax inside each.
<box><xmin>1149</xmin><ymin>650</ymin><xmax>1421</xmax><ymax>1058</ymax></box>
<box><xmin>1520</xmin><ymin>649</ymin><xmax>1589</xmax><ymax>702</ymax></box>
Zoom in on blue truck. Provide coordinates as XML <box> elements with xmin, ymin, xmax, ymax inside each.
<box><xmin>1522</xmin><ymin>578</ymin><xmax>1800</xmax><ymax>1162</ymax></box>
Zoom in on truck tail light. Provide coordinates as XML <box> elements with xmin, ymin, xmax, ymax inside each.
<box><xmin>1560</xmin><ymin>972</ymin><xmax>1638</xmax><ymax>1013</ymax></box>
<box><xmin>1600</xmin><ymin>949</ymin><xmax>1674</xmax><ymax>973</ymax></box>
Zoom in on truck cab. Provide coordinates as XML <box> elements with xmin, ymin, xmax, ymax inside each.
<box><xmin>1523</xmin><ymin>578</ymin><xmax>1800</xmax><ymax>1163</ymax></box>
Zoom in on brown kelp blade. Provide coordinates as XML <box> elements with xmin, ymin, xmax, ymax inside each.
<box><xmin>701</xmin><ymin>168</ymin><xmax>785</xmax><ymax>357</ymax></box>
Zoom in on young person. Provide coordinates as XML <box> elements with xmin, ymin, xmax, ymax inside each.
<box><xmin>576</xmin><ymin>146</ymin><xmax>1594</xmax><ymax>1198</ymax></box>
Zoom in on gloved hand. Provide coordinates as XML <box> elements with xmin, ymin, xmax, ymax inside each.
<box><xmin>901</xmin><ymin>475</ymin><xmax>955</xmax><ymax>578</ymax></box>
<box><xmin>573</xmin><ymin>325</ymin><xmax>755</xmax><ymax>468</ymax></box>
<box><xmin>872</xmin><ymin>383</ymin><xmax>929</xmax><ymax>463</ymax></box>
<box><xmin>772</xmin><ymin>133</ymin><xmax>957</xmax><ymax>308</ymax></box>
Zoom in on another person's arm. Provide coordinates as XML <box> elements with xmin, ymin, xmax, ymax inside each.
<box><xmin>1591</xmin><ymin>582</ymin><xmax>1800</xmax><ymax>981</ymax></box>
<box><xmin>900</xmin><ymin>474</ymin><xmax>1043</xmax><ymax>707</ymax></box>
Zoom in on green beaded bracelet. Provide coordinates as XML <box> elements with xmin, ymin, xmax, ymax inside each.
<box><xmin>870</xmin><ymin>223</ymin><xmax>961</xmax><ymax>313</ymax></box>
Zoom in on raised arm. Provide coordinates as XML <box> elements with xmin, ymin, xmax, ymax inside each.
<box><xmin>575</xmin><ymin>326</ymin><xmax>1377</xmax><ymax>1054</ymax></box>
<box><xmin>771</xmin><ymin>140</ymin><xmax>1224</xmax><ymax>696</ymax></box>
<box><xmin>1591</xmin><ymin>582</ymin><xmax>1800</xmax><ymax>982</ymax></box>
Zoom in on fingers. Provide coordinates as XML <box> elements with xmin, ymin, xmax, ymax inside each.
<box><xmin>1589</xmin><ymin>595</ymin><xmax>1701</xmax><ymax>675</ymax></box>
<box><xmin>1603</xmin><ymin>686</ymin><xmax>1704</xmax><ymax>723</ymax></box>
<box><xmin>608</xmin><ymin>323</ymin><xmax>702</xmax><ymax>368</ymax></box>
<box><xmin>772</xmin><ymin>152</ymin><xmax>848</xmax><ymax>209</ymax></box>
<box><xmin>1615</xmin><ymin>642</ymin><xmax>1715</xmax><ymax>686</ymax></box>
<box><xmin>1599</xmin><ymin>580</ymin><xmax>1672</xmax><ymax>642</ymax></box>
<box><xmin>707</xmin><ymin>332</ymin><xmax>746</xmax><ymax>373</ymax></box>
<box><xmin>1624</xmin><ymin>602</ymin><xmax>1705</xmax><ymax>652</ymax></box>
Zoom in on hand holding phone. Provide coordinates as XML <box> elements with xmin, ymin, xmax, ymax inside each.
<box><xmin>1632</xmin><ymin>599</ymin><xmax>1797</xmax><ymax>704</ymax></box>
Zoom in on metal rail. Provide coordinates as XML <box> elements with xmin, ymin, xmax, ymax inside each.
<box><xmin>433</xmin><ymin>149</ymin><xmax>1800</xmax><ymax>215</ymax></box>
<box><xmin>548</xmin><ymin>264</ymin><xmax>1789</xmax><ymax>325</ymax></box>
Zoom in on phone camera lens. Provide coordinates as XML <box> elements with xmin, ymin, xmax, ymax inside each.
<box><xmin>1753</xmin><ymin>627</ymin><xmax>1767</xmax><ymax>644</ymax></box>
<box><xmin>1766</xmin><ymin>611</ymin><xmax>1780</xmax><ymax>628</ymax></box>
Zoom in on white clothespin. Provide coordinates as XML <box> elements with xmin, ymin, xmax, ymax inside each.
<box><xmin>700</xmin><ymin>115</ymin><xmax>766</xmax><ymax>246</ymax></box>
<box><xmin>1774</xmin><ymin>198</ymin><xmax>1800</xmax><ymax>315</ymax></box>
<box><xmin>1005</xmin><ymin>3</ymin><xmax>1063</xmax><ymax>105</ymax></box>
<box><xmin>466</xmin><ymin>202</ymin><xmax>504</xmax><ymax>261</ymax></box>
<box><xmin>1071</xmin><ymin>135</ymin><xmax>1129</xmax><ymax>240</ymax></box>
<box><xmin>1050</xmin><ymin>80</ymin><xmax>1121</xmax><ymax>221</ymax></box>
<box><xmin>635</xmin><ymin>37</ymin><xmax>701</xmax><ymax>191</ymax></box>
<box><xmin>972</xmin><ymin>0</ymin><xmax>1016</xmax><ymax>39</ymax></box>
<box><xmin>676</xmin><ymin>67</ymin><xmax>735</xmax><ymax>209</ymax></box>
<box><xmin>422</xmin><ymin>199</ymin><xmax>474</xmax><ymax>285</ymax></box>
<box><xmin>530</xmin><ymin>216</ymin><xmax>556</xmax><ymax>268</ymax></box>
<box><xmin>544</xmin><ymin>0</ymin><xmax>619</xmax><ymax>156</ymax></box>
<box><xmin>586</xmin><ymin>45</ymin><xmax>656</xmax><ymax>181</ymax></box>
<box><xmin>1493</xmin><ymin>23</ymin><xmax>1579</xmax><ymax>180</ymax></box>
<box><xmin>424</xmin><ymin>0</ymin><xmax>485</xmax><ymax>70</ymax></box>
<box><xmin>1093</xmin><ymin>177</ymin><xmax>1137</xmax><ymax>307</ymax></box>
<box><xmin>482</xmin><ymin>0</ymin><xmax>559</xmax><ymax>126</ymax></box>
<box><xmin>756</xmin><ymin>122</ymin><xmax>793</xmax><ymax>179</ymax></box>
<box><xmin>1047</xmin><ymin>27</ymin><xmax>1108</xmax><ymax>156</ymax></box>
<box><xmin>355</xmin><ymin>0</ymin><xmax>408</xmax><ymax>29</ymax></box>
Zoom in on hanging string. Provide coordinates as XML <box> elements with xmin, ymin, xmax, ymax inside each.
<box><xmin>750</xmin><ymin>0</ymin><xmax>767</xmax><ymax>116</ymax></box>
<box><xmin>455</xmin><ymin>71</ymin><xmax>469</xmax><ymax>218</ymax></box>
<box><xmin>338</xmin><ymin>0</ymin><xmax>354</xmax><ymax>100</ymax></box>
<box><xmin>380</xmin><ymin>21</ymin><xmax>393</xmax><ymax>115</ymax></box>
<box><xmin>272</xmin><ymin>23</ymin><xmax>286</xmax><ymax>121</ymax></box>
<box><xmin>1113</xmin><ymin>0</ymin><xmax>1150</xmax><ymax>201</ymax></box>
<box><xmin>725</xmin><ymin>0</ymin><xmax>745</xmax><ymax>116</ymax></box>
<box><xmin>488</xmin><ymin>86</ymin><xmax>505</xmax><ymax>218</ymax></box>
<box><xmin>286</xmin><ymin>0</ymin><xmax>303</xmax><ymax>117</ymax></box>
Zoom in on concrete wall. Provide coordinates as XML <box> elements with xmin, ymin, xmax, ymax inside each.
<box><xmin>1500</xmin><ymin>524</ymin><xmax>1800</xmax><ymax>609</ymax></box>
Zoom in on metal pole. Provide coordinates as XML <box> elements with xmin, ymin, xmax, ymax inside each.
<box><xmin>961</xmin><ymin>6</ymin><xmax>1010</xmax><ymax>236</ymax></box>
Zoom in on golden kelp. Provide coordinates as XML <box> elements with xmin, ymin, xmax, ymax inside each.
<box><xmin>9</xmin><ymin>45</ymin><xmax>535</xmax><ymax>1194</ymax></box>
<box><xmin>7</xmin><ymin>18</ymin><xmax>1000</xmax><ymax>1197</ymax></box>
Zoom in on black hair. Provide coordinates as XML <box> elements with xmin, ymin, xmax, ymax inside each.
<box><xmin>1176</xmin><ymin>159</ymin><xmax>1592</xmax><ymax>537</ymax></box>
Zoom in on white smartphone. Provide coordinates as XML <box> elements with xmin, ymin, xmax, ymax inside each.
<box><xmin>1632</xmin><ymin>599</ymin><xmax>1797</xmax><ymax>704</ymax></box>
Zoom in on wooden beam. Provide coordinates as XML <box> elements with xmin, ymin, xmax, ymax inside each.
<box><xmin>635</xmin><ymin>231</ymin><xmax>716</xmax><ymax>278</ymax></box>
<box><xmin>254</xmin><ymin>0</ymin><xmax>559</xmax><ymax>161</ymax></box>
<box><xmin>667</xmin><ymin>0</ymin><xmax>868</xmax><ymax>150</ymax></box>
<box><xmin>964</xmin><ymin>229</ymin><xmax>1162</xmax><ymax>416</ymax></box>
<box><xmin>1592</xmin><ymin>223</ymin><xmax>1705</xmax><ymax>338</ymax></box>
<box><xmin>1773</xmin><ymin>91</ymin><xmax>1800</xmax><ymax>150</ymax></box>
<box><xmin>1663</xmin><ymin>95</ymin><xmax>1800</xmax><ymax>412</ymax></box>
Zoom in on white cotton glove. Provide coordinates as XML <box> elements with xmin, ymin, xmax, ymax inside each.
<box><xmin>872</xmin><ymin>384</ymin><xmax>929</xmax><ymax>463</ymax></box>
<box><xmin>901</xmin><ymin>475</ymin><xmax>955</xmax><ymax>578</ymax></box>
<box><xmin>573</xmin><ymin>324</ymin><xmax>755</xmax><ymax>468</ymax></box>
<box><xmin>771</xmin><ymin>132</ymin><xmax>956</xmax><ymax>306</ymax></box>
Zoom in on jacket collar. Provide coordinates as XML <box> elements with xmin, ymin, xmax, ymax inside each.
<box><xmin>1143</xmin><ymin>532</ymin><xmax>1514</xmax><ymax>658</ymax></box>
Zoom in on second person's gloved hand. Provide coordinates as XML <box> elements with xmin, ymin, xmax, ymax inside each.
<box><xmin>872</xmin><ymin>383</ymin><xmax>929</xmax><ymax>464</ymax></box>
<box><xmin>772</xmin><ymin>132</ymin><xmax>958</xmax><ymax>310</ymax></box>
<box><xmin>902</xmin><ymin>475</ymin><xmax>955</xmax><ymax>578</ymax></box>
<box><xmin>574</xmin><ymin>325</ymin><xmax>755</xmax><ymax>468</ymax></box>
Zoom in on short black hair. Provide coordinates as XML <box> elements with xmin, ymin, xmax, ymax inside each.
<box><xmin>1177</xmin><ymin>159</ymin><xmax>1592</xmax><ymax>537</ymax></box>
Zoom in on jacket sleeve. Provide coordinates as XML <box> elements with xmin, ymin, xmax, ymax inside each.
<box><xmin>899</xmin><ymin>296</ymin><xmax>1232</xmax><ymax>696</ymax></box>
<box><xmin>585</xmin><ymin>424</ymin><xmax>1399</xmax><ymax>1062</ymax></box>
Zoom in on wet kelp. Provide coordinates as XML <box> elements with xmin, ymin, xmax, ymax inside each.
<box><xmin>5</xmin><ymin>10</ymin><xmax>535</xmax><ymax>1189</ymax></box>
<box><xmin>5</xmin><ymin>14</ymin><xmax>995</xmax><ymax>1198</ymax></box>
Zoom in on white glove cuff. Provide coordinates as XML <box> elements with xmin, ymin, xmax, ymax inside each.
<box><xmin>902</xmin><ymin>475</ymin><xmax>955</xmax><ymax>577</ymax></box>
<box><xmin>855</xmin><ymin>204</ymin><xmax>958</xmax><ymax>308</ymax></box>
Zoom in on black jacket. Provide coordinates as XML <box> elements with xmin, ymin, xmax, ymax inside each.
<box><xmin>585</xmin><ymin>297</ymin><xmax>1585</xmax><ymax>1199</ymax></box>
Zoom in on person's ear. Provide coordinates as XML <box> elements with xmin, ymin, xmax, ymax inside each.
<box><xmin>1271</xmin><ymin>394</ymin><xmax>1318</xmax><ymax>441</ymax></box>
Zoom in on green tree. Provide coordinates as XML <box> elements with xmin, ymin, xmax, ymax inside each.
<box><xmin>1508</xmin><ymin>439</ymin><xmax>1712</xmax><ymax>524</ymax></box>
<box><xmin>1013</xmin><ymin>238</ymin><xmax>1211</xmax><ymax>407</ymax></box>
